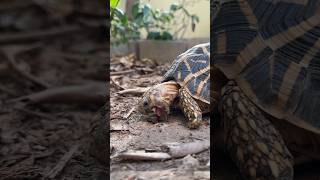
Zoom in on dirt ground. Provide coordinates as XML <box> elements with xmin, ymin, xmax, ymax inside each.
<box><xmin>0</xmin><ymin>0</ymin><xmax>107</xmax><ymax>179</ymax></box>
<box><xmin>109</xmin><ymin>55</ymin><xmax>210</xmax><ymax>179</ymax></box>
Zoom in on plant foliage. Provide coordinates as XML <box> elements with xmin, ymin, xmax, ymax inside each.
<box><xmin>110</xmin><ymin>0</ymin><xmax>200</xmax><ymax>45</ymax></box>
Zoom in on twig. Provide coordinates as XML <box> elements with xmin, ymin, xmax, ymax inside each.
<box><xmin>0</xmin><ymin>25</ymin><xmax>82</xmax><ymax>44</ymax></box>
<box><xmin>6</xmin><ymin>55</ymin><xmax>50</xmax><ymax>88</ymax></box>
<box><xmin>110</xmin><ymin>77</ymin><xmax>125</xmax><ymax>90</ymax></box>
<box><xmin>110</xmin><ymin>70</ymin><xmax>135</xmax><ymax>76</ymax></box>
<box><xmin>45</xmin><ymin>144</ymin><xmax>79</xmax><ymax>179</ymax></box>
<box><xmin>161</xmin><ymin>139</ymin><xmax>210</xmax><ymax>158</ymax></box>
<box><xmin>124</xmin><ymin>107</ymin><xmax>136</xmax><ymax>119</ymax></box>
<box><xmin>113</xmin><ymin>140</ymin><xmax>210</xmax><ymax>161</ymax></box>
<box><xmin>113</xmin><ymin>150</ymin><xmax>171</xmax><ymax>161</ymax></box>
<box><xmin>2</xmin><ymin>44</ymin><xmax>51</xmax><ymax>88</ymax></box>
<box><xmin>7</xmin><ymin>82</ymin><xmax>107</xmax><ymax>105</ymax></box>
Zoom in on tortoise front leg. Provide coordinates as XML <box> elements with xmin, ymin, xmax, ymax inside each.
<box><xmin>220</xmin><ymin>81</ymin><xmax>293</xmax><ymax>180</ymax></box>
<box><xmin>178</xmin><ymin>87</ymin><xmax>202</xmax><ymax>129</ymax></box>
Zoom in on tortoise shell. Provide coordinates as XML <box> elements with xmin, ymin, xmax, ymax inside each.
<box><xmin>211</xmin><ymin>0</ymin><xmax>320</xmax><ymax>133</ymax></box>
<box><xmin>163</xmin><ymin>43</ymin><xmax>210</xmax><ymax>105</ymax></box>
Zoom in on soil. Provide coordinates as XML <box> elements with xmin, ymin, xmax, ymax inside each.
<box><xmin>109</xmin><ymin>55</ymin><xmax>210</xmax><ymax>179</ymax></box>
<box><xmin>0</xmin><ymin>1</ymin><xmax>107</xmax><ymax>179</ymax></box>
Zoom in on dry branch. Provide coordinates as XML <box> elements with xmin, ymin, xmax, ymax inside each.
<box><xmin>2</xmin><ymin>44</ymin><xmax>50</xmax><ymax>88</ymax></box>
<box><xmin>123</xmin><ymin>107</ymin><xmax>136</xmax><ymax>119</ymax></box>
<box><xmin>161</xmin><ymin>139</ymin><xmax>210</xmax><ymax>158</ymax></box>
<box><xmin>114</xmin><ymin>139</ymin><xmax>210</xmax><ymax>161</ymax></box>
<box><xmin>110</xmin><ymin>70</ymin><xmax>135</xmax><ymax>76</ymax></box>
<box><xmin>0</xmin><ymin>25</ymin><xmax>82</xmax><ymax>44</ymax></box>
<box><xmin>44</xmin><ymin>144</ymin><xmax>79</xmax><ymax>179</ymax></box>
<box><xmin>113</xmin><ymin>150</ymin><xmax>171</xmax><ymax>161</ymax></box>
<box><xmin>8</xmin><ymin>82</ymin><xmax>107</xmax><ymax>105</ymax></box>
<box><xmin>110</xmin><ymin>77</ymin><xmax>125</xmax><ymax>90</ymax></box>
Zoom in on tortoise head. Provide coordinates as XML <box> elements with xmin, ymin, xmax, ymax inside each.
<box><xmin>137</xmin><ymin>81</ymin><xmax>179</xmax><ymax>123</ymax></box>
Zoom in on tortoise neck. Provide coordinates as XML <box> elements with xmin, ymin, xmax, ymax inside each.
<box><xmin>158</xmin><ymin>81</ymin><xmax>180</xmax><ymax>106</ymax></box>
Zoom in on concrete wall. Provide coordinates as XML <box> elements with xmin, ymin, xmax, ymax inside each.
<box><xmin>111</xmin><ymin>38</ymin><xmax>209</xmax><ymax>63</ymax></box>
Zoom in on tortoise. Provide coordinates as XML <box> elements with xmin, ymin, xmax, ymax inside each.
<box><xmin>210</xmin><ymin>0</ymin><xmax>320</xmax><ymax>179</ymax></box>
<box><xmin>137</xmin><ymin>43</ymin><xmax>211</xmax><ymax>129</ymax></box>
<box><xmin>138</xmin><ymin>1</ymin><xmax>320</xmax><ymax>180</ymax></box>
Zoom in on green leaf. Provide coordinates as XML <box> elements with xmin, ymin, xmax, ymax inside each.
<box><xmin>142</xmin><ymin>4</ymin><xmax>153</xmax><ymax>23</ymax></box>
<box><xmin>113</xmin><ymin>8</ymin><xmax>126</xmax><ymax>22</ymax></box>
<box><xmin>132</xmin><ymin>3</ymin><xmax>140</xmax><ymax>18</ymax></box>
<box><xmin>170</xmin><ymin>3</ymin><xmax>181</xmax><ymax>11</ymax></box>
<box><xmin>191</xmin><ymin>15</ymin><xmax>200</xmax><ymax>23</ymax></box>
<box><xmin>143</xmin><ymin>4</ymin><xmax>152</xmax><ymax>16</ymax></box>
<box><xmin>110</xmin><ymin>0</ymin><xmax>120</xmax><ymax>9</ymax></box>
<box><xmin>147</xmin><ymin>31</ymin><xmax>161</xmax><ymax>40</ymax></box>
<box><xmin>161</xmin><ymin>31</ymin><xmax>173</xmax><ymax>40</ymax></box>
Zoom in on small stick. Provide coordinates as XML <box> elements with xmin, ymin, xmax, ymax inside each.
<box><xmin>7</xmin><ymin>83</ymin><xmax>106</xmax><ymax>105</ymax></box>
<box><xmin>113</xmin><ymin>140</ymin><xmax>210</xmax><ymax>161</ymax></box>
<box><xmin>162</xmin><ymin>139</ymin><xmax>210</xmax><ymax>158</ymax></box>
<box><xmin>0</xmin><ymin>25</ymin><xmax>82</xmax><ymax>44</ymax></box>
<box><xmin>45</xmin><ymin>144</ymin><xmax>79</xmax><ymax>179</ymax></box>
<box><xmin>113</xmin><ymin>150</ymin><xmax>171</xmax><ymax>161</ymax></box>
<box><xmin>123</xmin><ymin>107</ymin><xmax>136</xmax><ymax>119</ymax></box>
<box><xmin>110</xmin><ymin>77</ymin><xmax>125</xmax><ymax>90</ymax></box>
<box><xmin>110</xmin><ymin>70</ymin><xmax>135</xmax><ymax>76</ymax></box>
<box><xmin>2</xmin><ymin>44</ymin><xmax>50</xmax><ymax>88</ymax></box>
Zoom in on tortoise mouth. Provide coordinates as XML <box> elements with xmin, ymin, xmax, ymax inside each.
<box><xmin>154</xmin><ymin>106</ymin><xmax>168</xmax><ymax>122</ymax></box>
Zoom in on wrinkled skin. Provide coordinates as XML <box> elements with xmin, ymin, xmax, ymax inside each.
<box><xmin>137</xmin><ymin>81</ymin><xmax>179</xmax><ymax>123</ymax></box>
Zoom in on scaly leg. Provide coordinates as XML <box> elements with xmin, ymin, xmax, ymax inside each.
<box><xmin>178</xmin><ymin>87</ymin><xmax>202</xmax><ymax>129</ymax></box>
<box><xmin>220</xmin><ymin>81</ymin><xmax>293</xmax><ymax>180</ymax></box>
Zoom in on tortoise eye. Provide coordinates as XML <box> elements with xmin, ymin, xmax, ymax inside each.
<box><xmin>143</xmin><ymin>100</ymin><xmax>149</xmax><ymax>107</ymax></box>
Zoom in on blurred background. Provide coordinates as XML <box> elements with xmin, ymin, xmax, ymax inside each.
<box><xmin>117</xmin><ymin>0</ymin><xmax>210</xmax><ymax>39</ymax></box>
<box><xmin>0</xmin><ymin>0</ymin><xmax>107</xmax><ymax>179</ymax></box>
<box><xmin>111</xmin><ymin>0</ymin><xmax>210</xmax><ymax>63</ymax></box>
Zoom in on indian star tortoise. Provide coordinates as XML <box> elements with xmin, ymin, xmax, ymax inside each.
<box><xmin>210</xmin><ymin>0</ymin><xmax>320</xmax><ymax>179</ymax></box>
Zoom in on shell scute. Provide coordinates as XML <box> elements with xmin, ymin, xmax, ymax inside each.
<box><xmin>163</xmin><ymin>43</ymin><xmax>210</xmax><ymax>104</ymax></box>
